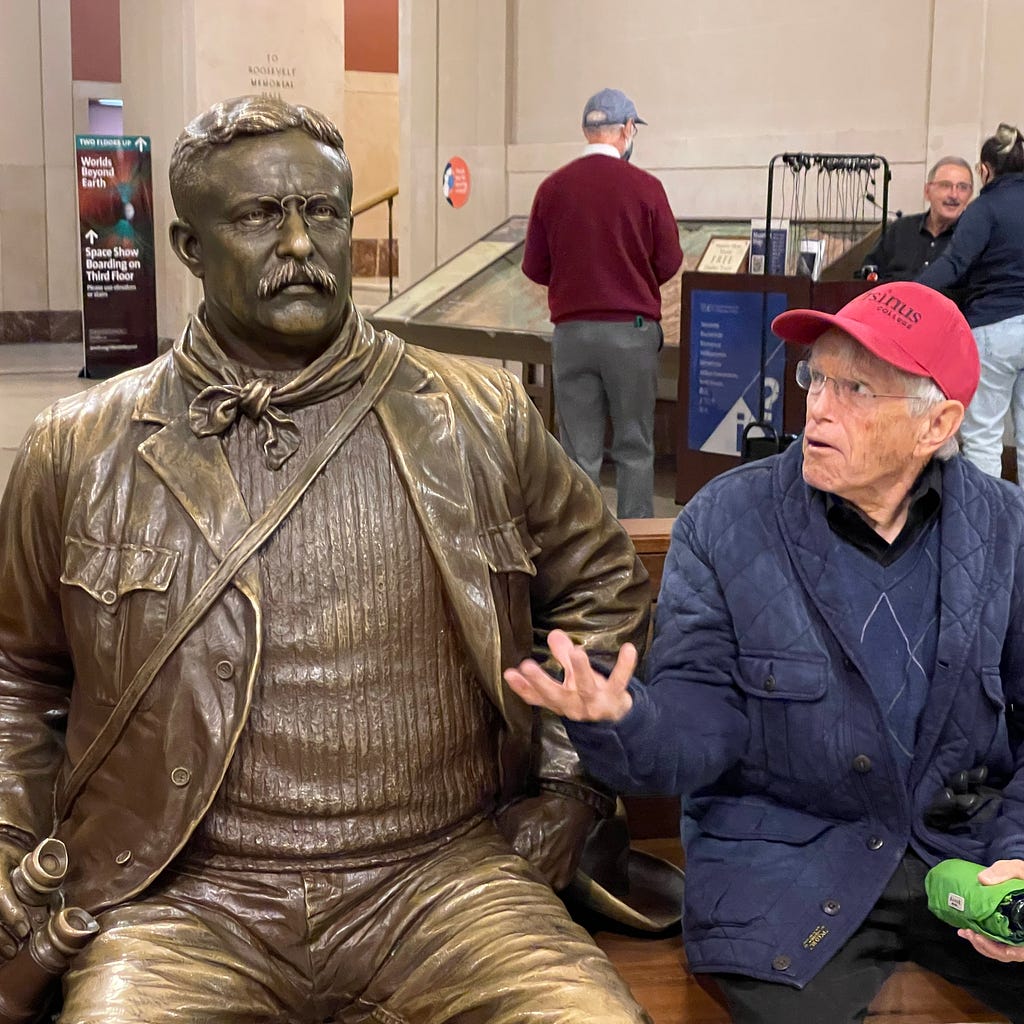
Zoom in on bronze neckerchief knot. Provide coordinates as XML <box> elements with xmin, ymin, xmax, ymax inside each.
<box><xmin>174</xmin><ymin>303</ymin><xmax>378</xmax><ymax>470</ymax></box>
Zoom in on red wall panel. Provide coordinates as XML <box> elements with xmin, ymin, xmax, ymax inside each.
<box><xmin>345</xmin><ymin>0</ymin><xmax>398</xmax><ymax>73</ymax></box>
<box><xmin>71</xmin><ymin>0</ymin><xmax>121</xmax><ymax>82</ymax></box>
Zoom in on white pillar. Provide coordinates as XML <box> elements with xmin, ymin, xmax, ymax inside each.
<box><xmin>399</xmin><ymin>0</ymin><xmax>512</xmax><ymax>285</ymax></box>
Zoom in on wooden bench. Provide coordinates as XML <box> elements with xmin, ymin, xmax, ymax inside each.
<box><xmin>595</xmin><ymin>520</ymin><xmax>1006</xmax><ymax>1024</ymax></box>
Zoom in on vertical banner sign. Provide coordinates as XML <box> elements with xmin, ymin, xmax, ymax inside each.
<box><xmin>75</xmin><ymin>135</ymin><xmax>157</xmax><ymax>377</ymax></box>
<box><xmin>688</xmin><ymin>290</ymin><xmax>788</xmax><ymax>455</ymax></box>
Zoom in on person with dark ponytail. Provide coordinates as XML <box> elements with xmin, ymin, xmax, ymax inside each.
<box><xmin>919</xmin><ymin>123</ymin><xmax>1024</xmax><ymax>482</ymax></box>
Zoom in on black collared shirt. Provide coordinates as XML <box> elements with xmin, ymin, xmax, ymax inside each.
<box><xmin>824</xmin><ymin>460</ymin><xmax>942</xmax><ymax>567</ymax></box>
<box><xmin>863</xmin><ymin>212</ymin><xmax>955</xmax><ymax>281</ymax></box>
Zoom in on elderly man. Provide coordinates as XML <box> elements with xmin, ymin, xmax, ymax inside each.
<box><xmin>523</xmin><ymin>88</ymin><xmax>682</xmax><ymax>519</ymax></box>
<box><xmin>0</xmin><ymin>95</ymin><xmax>655</xmax><ymax>1023</ymax></box>
<box><xmin>506</xmin><ymin>281</ymin><xmax>1024</xmax><ymax>1023</ymax></box>
<box><xmin>861</xmin><ymin>156</ymin><xmax>973</xmax><ymax>281</ymax></box>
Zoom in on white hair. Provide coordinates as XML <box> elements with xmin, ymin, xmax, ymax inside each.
<box><xmin>885</xmin><ymin>369</ymin><xmax>957</xmax><ymax>460</ymax></box>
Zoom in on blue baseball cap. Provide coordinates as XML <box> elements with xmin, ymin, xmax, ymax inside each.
<box><xmin>582</xmin><ymin>88</ymin><xmax>647</xmax><ymax>128</ymax></box>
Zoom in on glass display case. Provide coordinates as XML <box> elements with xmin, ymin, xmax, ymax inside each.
<box><xmin>370</xmin><ymin>216</ymin><xmax>880</xmax><ymax>433</ymax></box>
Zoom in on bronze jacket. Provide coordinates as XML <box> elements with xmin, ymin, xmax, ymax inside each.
<box><xmin>0</xmin><ymin>329</ymin><xmax>649</xmax><ymax>912</ymax></box>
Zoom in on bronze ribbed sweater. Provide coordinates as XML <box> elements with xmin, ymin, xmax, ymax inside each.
<box><xmin>188</xmin><ymin>385</ymin><xmax>500</xmax><ymax>866</ymax></box>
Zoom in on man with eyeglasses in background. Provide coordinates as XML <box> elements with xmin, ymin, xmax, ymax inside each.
<box><xmin>861</xmin><ymin>157</ymin><xmax>973</xmax><ymax>284</ymax></box>
<box><xmin>503</xmin><ymin>281</ymin><xmax>1024</xmax><ymax>1023</ymax></box>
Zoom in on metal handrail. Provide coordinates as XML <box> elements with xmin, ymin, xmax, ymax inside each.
<box><xmin>352</xmin><ymin>186</ymin><xmax>398</xmax><ymax>299</ymax></box>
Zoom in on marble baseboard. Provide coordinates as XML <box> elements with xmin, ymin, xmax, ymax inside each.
<box><xmin>0</xmin><ymin>310</ymin><xmax>83</xmax><ymax>344</ymax></box>
<box><xmin>352</xmin><ymin>237</ymin><xmax>399</xmax><ymax>278</ymax></box>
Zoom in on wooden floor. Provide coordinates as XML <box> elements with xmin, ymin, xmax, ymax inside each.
<box><xmin>590</xmin><ymin>839</ymin><xmax>1007</xmax><ymax>1024</ymax></box>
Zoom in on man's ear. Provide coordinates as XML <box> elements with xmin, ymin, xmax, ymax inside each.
<box><xmin>169</xmin><ymin>219</ymin><xmax>204</xmax><ymax>278</ymax></box>
<box><xmin>916</xmin><ymin>399</ymin><xmax>964</xmax><ymax>458</ymax></box>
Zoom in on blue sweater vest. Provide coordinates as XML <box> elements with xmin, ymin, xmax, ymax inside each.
<box><xmin>827</xmin><ymin>519</ymin><xmax>940</xmax><ymax>776</ymax></box>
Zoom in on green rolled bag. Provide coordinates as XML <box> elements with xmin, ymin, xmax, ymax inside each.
<box><xmin>925</xmin><ymin>858</ymin><xmax>1024</xmax><ymax>945</ymax></box>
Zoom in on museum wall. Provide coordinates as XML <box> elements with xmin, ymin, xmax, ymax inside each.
<box><xmin>0</xmin><ymin>0</ymin><xmax>400</xmax><ymax>341</ymax></box>
<box><xmin>400</xmin><ymin>0</ymin><xmax>1024</xmax><ymax>285</ymax></box>
<box><xmin>5</xmin><ymin>0</ymin><xmax>1024</xmax><ymax>337</ymax></box>
<box><xmin>0</xmin><ymin>0</ymin><xmax>77</xmax><ymax>326</ymax></box>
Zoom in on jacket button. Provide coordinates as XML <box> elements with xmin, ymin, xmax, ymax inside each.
<box><xmin>101</xmin><ymin>589</ymin><xmax>118</xmax><ymax>605</ymax></box>
<box><xmin>215</xmin><ymin>660</ymin><xmax>234</xmax><ymax>680</ymax></box>
<box><xmin>114</xmin><ymin>850</ymin><xmax>132</xmax><ymax>865</ymax></box>
<box><xmin>867</xmin><ymin>836</ymin><xmax>884</xmax><ymax>851</ymax></box>
<box><xmin>764</xmin><ymin>675</ymin><xmax>777</xmax><ymax>692</ymax></box>
<box><xmin>852</xmin><ymin>755</ymin><xmax>872</xmax><ymax>774</ymax></box>
<box><xmin>771</xmin><ymin>954</ymin><xmax>792</xmax><ymax>971</ymax></box>
<box><xmin>822</xmin><ymin>899</ymin><xmax>841</xmax><ymax>916</ymax></box>
<box><xmin>170</xmin><ymin>766</ymin><xmax>191</xmax><ymax>787</ymax></box>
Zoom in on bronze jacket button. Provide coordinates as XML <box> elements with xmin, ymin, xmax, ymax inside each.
<box><xmin>771</xmin><ymin>954</ymin><xmax>792</xmax><ymax>971</ymax></box>
<box><xmin>170</xmin><ymin>767</ymin><xmax>191</xmax><ymax>787</ymax></box>
<box><xmin>215</xmin><ymin>660</ymin><xmax>234</xmax><ymax>680</ymax></box>
<box><xmin>764</xmin><ymin>675</ymin><xmax>777</xmax><ymax>692</ymax></box>
<box><xmin>867</xmin><ymin>836</ymin><xmax>884</xmax><ymax>851</ymax></box>
<box><xmin>852</xmin><ymin>755</ymin><xmax>872</xmax><ymax>774</ymax></box>
<box><xmin>114</xmin><ymin>850</ymin><xmax>132</xmax><ymax>865</ymax></box>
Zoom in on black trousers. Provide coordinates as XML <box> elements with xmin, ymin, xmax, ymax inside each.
<box><xmin>711</xmin><ymin>849</ymin><xmax>1024</xmax><ymax>1024</ymax></box>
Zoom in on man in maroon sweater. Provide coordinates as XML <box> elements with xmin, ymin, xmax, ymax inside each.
<box><xmin>523</xmin><ymin>88</ymin><xmax>682</xmax><ymax>518</ymax></box>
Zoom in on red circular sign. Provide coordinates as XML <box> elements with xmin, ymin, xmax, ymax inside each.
<box><xmin>442</xmin><ymin>156</ymin><xmax>471</xmax><ymax>208</ymax></box>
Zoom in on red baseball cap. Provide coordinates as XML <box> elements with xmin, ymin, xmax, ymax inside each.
<box><xmin>771</xmin><ymin>282</ymin><xmax>980</xmax><ymax>406</ymax></box>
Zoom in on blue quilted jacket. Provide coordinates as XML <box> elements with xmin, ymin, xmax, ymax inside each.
<box><xmin>567</xmin><ymin>442</ymin><xmax>1024</xmax><ymax>987</ymax></box>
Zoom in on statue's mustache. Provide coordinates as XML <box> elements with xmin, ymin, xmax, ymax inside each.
<box><xmin>257</xmin><ymin>261</ymin><xmax>338</xmax><ymax>299</ymax></box>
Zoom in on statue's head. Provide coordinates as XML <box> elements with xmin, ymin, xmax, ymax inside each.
<box><xmin>169</xmin><ymin>95</ymin><xmax>353</xmax><ymax>367</ymax></box>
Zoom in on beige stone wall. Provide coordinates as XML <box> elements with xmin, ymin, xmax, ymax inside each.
<box><xmin>346</xmin><ymin>70</ymin><xmax>399</xmax><ymax>241</ymax></box>
<box><xmin>8</xmin><ymin>0</ymin><xmax>1024</xmax><ymax>322</ymax></box>
<box><xmin>0</xmin><ymin>0</ymin><xmax>76</xmax><ymax>313</ymax></box>
<box><xmin>400</xmin><ymin>0</ymin><xmax>1024</xmax><ymax>285</ymax></box>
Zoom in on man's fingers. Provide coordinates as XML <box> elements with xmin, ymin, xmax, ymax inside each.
<box><xmin>504</xmin><ymin>631</ymin><xmax>638</xmax><ymax>721</ymax></box>
<box><xmin>503</xmin><ymin>663</ymin><xmax>577</xmax><ymax>714</ymax></box>
<box><xmin>977</xmin><ymin>858</ymin><xmax>1024</xmax><ymax>885</ymax></box>
<box><xmin>959</xmin><ymin>928</ymin><xmax>1024</xmax><ymax>962</ymax></box>
<box><xmin>608</xmin><ymin>642</ymin><xmax>639</xmax><ymax>688</ymax></box>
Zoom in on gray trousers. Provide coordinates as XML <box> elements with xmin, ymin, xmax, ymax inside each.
<box><xmin>551</xmin><ymin>319</ymin><xmax>662</xmax><ymax>519</ymax></box>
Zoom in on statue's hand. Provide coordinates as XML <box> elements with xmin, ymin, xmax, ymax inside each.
<box><xmin>496</xmin><ymin>792</ymin><xmax>597</xmax><ymax>891</ymax></box>
<box><xmin>0</xmin><ymin>839</ymin><xmax>31</xmax><ymax>960</ymax></box>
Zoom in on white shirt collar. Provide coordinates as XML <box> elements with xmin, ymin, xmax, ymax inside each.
<box><xmin>581</xmin><ymin>143</ymin><xmax>622</xmax><ymax>159</ymax></box>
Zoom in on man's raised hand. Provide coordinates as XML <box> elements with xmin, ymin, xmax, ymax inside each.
<box><xmin>502</xmin><ymin>629</ymin><xmax>637</xmax><ymax>722</ymax></box>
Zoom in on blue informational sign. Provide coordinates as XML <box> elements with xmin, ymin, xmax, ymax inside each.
<box><xmin>688</xmin><ymin>290</ymin><xmax>788</xmax><ymax>455</ymax></box>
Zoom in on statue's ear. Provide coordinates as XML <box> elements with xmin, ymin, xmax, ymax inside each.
<box><xmin>169</xmin><ymin>219</ymin><xmax>204</xmax><ymax>279</ymax></box>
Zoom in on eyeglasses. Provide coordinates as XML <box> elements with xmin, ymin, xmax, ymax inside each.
<box><xmin>796</xmin><ymin>360</ymin><xmax>915</xmax><ymax>406</ymax></box>
<box><xmin>236</xmin><ymin>193</ymin><xmax>347</xmax><ymax>232</ymax></box>
<box><xmin>929</xmin><ymin>180</ymin><xmax>973</xmax><ymax>194</ymax></box>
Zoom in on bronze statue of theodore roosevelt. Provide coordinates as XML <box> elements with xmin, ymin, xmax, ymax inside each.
<box><xmin>0</xmin><ymin>95</ymin><xmax>656</xmax><ymax>1022</ymax></box>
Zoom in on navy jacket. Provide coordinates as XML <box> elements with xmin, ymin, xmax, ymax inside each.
<box><xmin>567</xmin><ymin>443</ymin><xmax>1024</xmax><ymax>987</ymax></box>
<box><xmin>918</xmin><ymin>172</ymin><xmax>1024</xmax><ymax>327</ymax></box>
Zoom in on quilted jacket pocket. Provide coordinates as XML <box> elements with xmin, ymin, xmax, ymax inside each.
<box><xmin>736</xmin><ymin>655</ymin><xmax>829</xmax><ymax>781</ymax></box>
<box><xmin>685</xmin><ymin>797</ymin><xmax>832</xmax><ymax>929</ymax></box>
